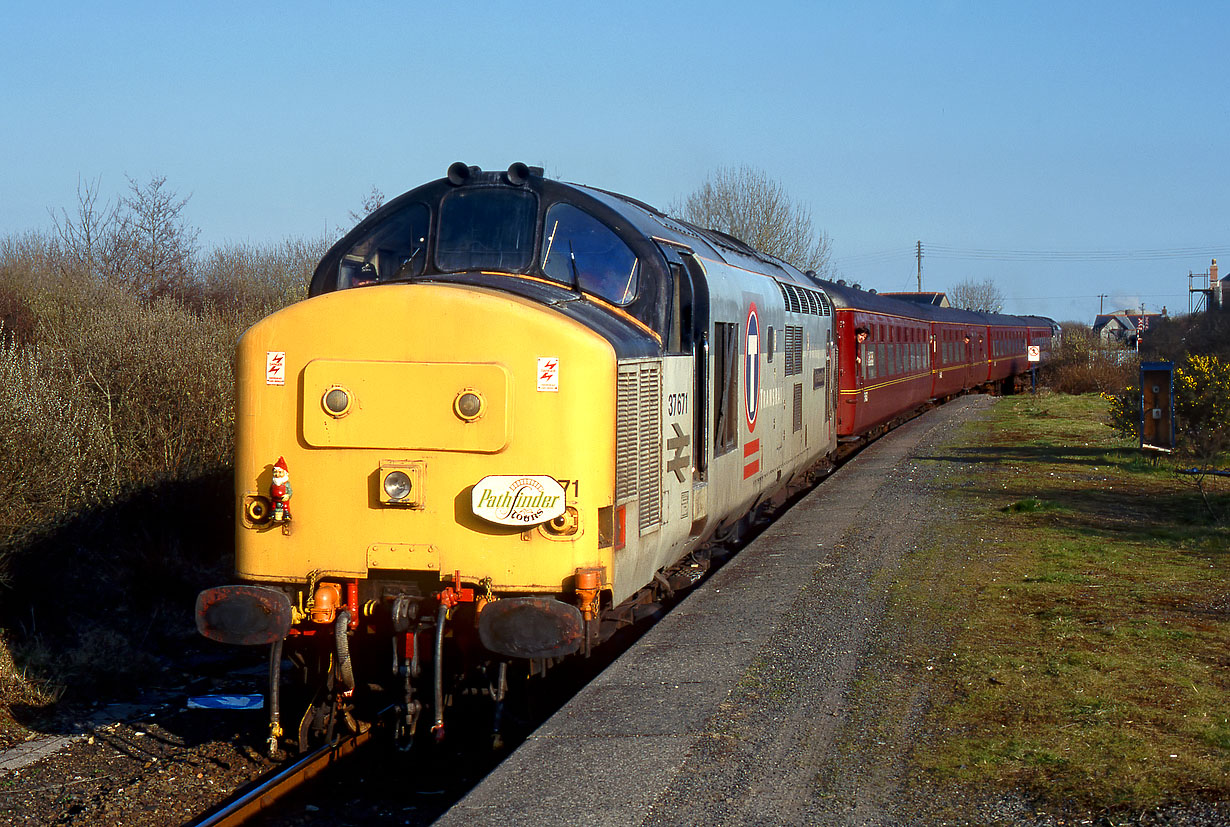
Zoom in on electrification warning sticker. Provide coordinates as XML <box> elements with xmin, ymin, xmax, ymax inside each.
<box><xmin>537</xmin><ymin>357</ymin><xmax>559</xmax><ymax>392</ymax></box>
<box><xmin>266</xmin><ymin>352</ymin><xmax>286</xmax><ymax>386</ymax></box>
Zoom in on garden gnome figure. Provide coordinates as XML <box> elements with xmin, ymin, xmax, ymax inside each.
<box><xmin>271</xmin><ymin>457</ymin><xmax>292</xmax><ymax>523</ymax></box>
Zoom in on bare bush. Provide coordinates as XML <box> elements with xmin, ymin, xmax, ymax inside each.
<box><xmin>1042</xmin><ymin>322</ymin><xmax>1135</xmax><ymax>394</ymax></box>
<box><xmin>32</xmin><ymin>284</ymin><xmax>239</xmax><ymax>483</ymax></box>
<box><xmin>0</xmin><ymin>330</ymin><xmax>108</xmax><ymax>563</ymax></box>
<box><xmin>46</xmin><ymin>174</ymin><xmax>202</xmax><ymax>299</ymax></box>
<box><xmin>1141</xmin><ymin>312</ymin><xmax>1230</xmax><ymax>363</ymax></box>
<box><xmin>0</xmin><ymin>232</ymin><xmax>62</xmax><ymax>345</ymax></box>
<box><xmin>673</xmin><ymin>166</ymin><xmax>832</xmax><ymax>275</ymax></box>
<box><xmin>0</xmin><ymin>221</ymin><xmax>319</xmax><ymax>537</ymax></box>
<box><xmin>193</xmin><ymin>236</ymin><xmax>322</xmax><ymax>318</ymax></box>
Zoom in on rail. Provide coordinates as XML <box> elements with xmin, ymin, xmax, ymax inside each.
<box><xmin>186</xmin><ymin>724</ymin><xmax>378</xmax><ymax>827</ymax></box>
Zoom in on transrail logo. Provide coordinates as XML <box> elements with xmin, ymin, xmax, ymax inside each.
<box><xmin>471</xmin><ymin>475</ymin><xmax>566</xmax><ymax>526</ymax></box>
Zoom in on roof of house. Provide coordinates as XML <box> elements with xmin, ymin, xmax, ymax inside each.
<box><xmin>1093</xmin><ymin>311</ymin><xmax>1163</xmax><ymax>334</ymax></box>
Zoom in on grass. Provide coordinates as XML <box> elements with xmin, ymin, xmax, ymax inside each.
<box><xmin>902</xmin><ymin>392</ymin><xmax>1229</xmax><ymax>812</ymax></box>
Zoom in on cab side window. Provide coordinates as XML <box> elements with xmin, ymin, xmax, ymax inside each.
<box><xmin>541</xmin><ymin>203</ymin><xmax>639</xmax><ymax>305</ymax></box>
<box><xmin>338</xmin><ymin>202</ymin><xmax>430</xmax><ymax>288</ymax></box>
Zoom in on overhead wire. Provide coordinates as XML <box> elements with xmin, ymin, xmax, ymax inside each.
<box><xmin>830</xmin><ymin>243</ymin><xmax>1214</xmax><ymax>306</ymax></box>
<box><xmin>834</xmin><ymin>244</ymin><xmax>1225</xmax><ymax>265</ymax></box>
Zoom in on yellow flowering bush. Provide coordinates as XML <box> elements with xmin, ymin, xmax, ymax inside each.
<box><xmin>1174</xmin><ymin>354</ymin><xmax>1230</xmax><ymax>459</ymax></box>
<box><xmin>1104</xmin><ymin>354</ymin><xmax>1230</xmax><ymax>460</ymax></box>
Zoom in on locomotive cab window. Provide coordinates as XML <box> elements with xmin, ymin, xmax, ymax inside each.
<box><xmin>338</xmin><ymin>202</ymin><xmax>430</xmax><ymax>288</ymax></box>
<box><xmin>436</xmin><ymin>188</ymin><xmax>537</xmax><ymax>273</ymax></box>
<box><xmin>541</xmin><ymin>203</ymin><xmax>638</xmax><ymax>306</ymax></box>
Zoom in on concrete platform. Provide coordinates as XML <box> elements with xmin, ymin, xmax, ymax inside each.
<box><xmin>438</xmin><ymin>396</ymin><xmax>994</xmax><ymax>826</ymax></box>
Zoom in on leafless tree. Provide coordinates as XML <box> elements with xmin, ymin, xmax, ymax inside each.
<box><xmin>948</xmin><ymin>278</ymin><xmax>1005</xmax><ymax>313</ymax></box>
<box><xmin>49</xmin><ymin>176</ymin><xmax>125</xmax><ymax>280</ymax></box>
<box><xmin>117</xmin><ymin>175</ymin><xmax>200</xmax><ymax>298</ymax></box>
<box><xmin>348</xmin><ymin>185</ymin><xmax>386</xmax><ymax>223</ymax></box>
<box><xmin>673</xmin><ymin>166</ymin><xmax>832</xmax><ymax>276</ymax></box>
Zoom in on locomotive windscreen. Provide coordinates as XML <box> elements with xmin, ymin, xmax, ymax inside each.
<box><xmin>436</xmin><ymin>188</ymin><xmax>537</xmax><ymax>273</ymax></box>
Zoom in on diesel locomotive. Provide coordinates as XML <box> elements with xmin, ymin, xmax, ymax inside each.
<box><xmin>196</xmin><ymin>163</ymin><xmax>1055</xmax><ymax>754</ymax></box>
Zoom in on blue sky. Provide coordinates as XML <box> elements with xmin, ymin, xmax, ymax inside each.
<box><xmin>2</xmin><ymin>1</ymin><xmax>1226</xmax><ymax>323</ymax></box>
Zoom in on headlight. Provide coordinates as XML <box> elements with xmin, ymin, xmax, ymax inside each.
<box><xmin>383</xmin><ymin>471</ymin><xmax>412</xmax><ymax>501</ymax></box>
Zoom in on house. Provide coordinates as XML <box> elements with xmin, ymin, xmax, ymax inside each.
<box><xmin>1093</xmin><ymin>310</ymin><xmax>1163</xmax><ymax>348</ymax></box>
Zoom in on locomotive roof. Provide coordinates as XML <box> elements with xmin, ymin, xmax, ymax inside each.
<box><xmin>316</xmin><ymin>165</ymin><xmax>1056</xmax><ymax>334</ymax></box>
<box><xmin>568</xmin><ymin>183</ymin><xmax>806</xmax><ymax>284</ymax></box>
<box><xmin>316</xmin><ymin>163</ymin><xmax>822</xmax><ymax>300</ymax></box>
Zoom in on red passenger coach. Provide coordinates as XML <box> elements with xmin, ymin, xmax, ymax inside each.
<box><xmin>829</xmin><ymin>299</ymin><xmax>932</xmax><ymax>436</ymax></box>
<box><xmin>816</xmin><ymin>279</ymin><xmax>1055</xmax><ymax>439</ymax></box>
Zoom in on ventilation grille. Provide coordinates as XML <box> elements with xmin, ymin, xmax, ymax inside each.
<box><xmin>777</xmin><ymin>281</ymin><xmax>831</xmax><ymax>316</ymax></box>
<box><xmin>780</xmin><ymin>281</ymin><xmax>801</xmax><ymax>313</ymax></box>
<box><xmin>637</xmin><ymin>364</ymin><xmax>662</xmax><ymax>533</ymax></box>
<box><xmin>785</xmin><ymin>325</ymin><xmax>804</xmax><ymax>377</ymax></box>
<box><xmin>616</xmin><ymin>361</ymin><xmax>663</xmax><ymax>535</ymax></box>
<box><xmin>793</xmin><ymin>383</ymin><xmax>803</xmax><ymax>432</ymax></box>
<box><xmin>615</xmin><ymin>370</ymin><xmax>638</xmax><ymax>502</ymax></box>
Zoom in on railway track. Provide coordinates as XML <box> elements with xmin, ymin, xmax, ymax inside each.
<box><xmin>188</xmin><ymin>724</ymin><xmax>379</xmax><ymax>827</ymax></box>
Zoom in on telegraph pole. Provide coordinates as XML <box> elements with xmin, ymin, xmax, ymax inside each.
<box><xmin>1098</xmin><ymin>293</ymin><xmax>1108</xmax><ymax>314</ymax></box>
<box><xmin>916</xmin><ymin>241</ymin><xmax>923</xmax><ymax>291</ymax></box>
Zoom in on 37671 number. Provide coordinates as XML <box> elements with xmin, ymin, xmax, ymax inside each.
<box><xmin>667</xmin><ymin>392</ymin><xmax>688</xmax><ymax>416</ymax></box>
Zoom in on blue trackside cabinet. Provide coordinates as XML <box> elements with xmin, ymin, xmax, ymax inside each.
<box><xmin>1139</xmin><ymin>361</ymin><xmax>1175</xmax><ymax>452</ymax></box>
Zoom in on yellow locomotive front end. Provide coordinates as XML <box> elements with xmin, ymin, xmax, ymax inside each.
<box><xmin>233</xmin><ymin>281</ymin><xmax>615</xmax><ymax>602</ymax></box>
<box><xmin>201</xmin><ymin>280</ymin><xmax>618</xmax><ymax>751</ymax></box>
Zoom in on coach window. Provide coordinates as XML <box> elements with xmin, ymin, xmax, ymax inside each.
<box><xmin>437</xmin><ymin>188</ymin><xmax>537</xmax><ymax>273</ymax></box>
<box><xmin>338</xmin><ymin>202</ymin><xmax>430</xmax><ymax>288</ymax></box>
<box><xmin>541</xmin><ymin>203</ymin><xmax>638</xmax><ymax>305</ymax></box>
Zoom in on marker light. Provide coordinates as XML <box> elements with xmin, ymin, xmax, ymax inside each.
<box><xmin>454</xmin><ymin>390</ymin><xmax>485</xmax><ymax>421</ymax></box>
<box><xmin>323</xmin><ymin>386</ymin><xmax>352</xmax><ymax>417</ymax></box>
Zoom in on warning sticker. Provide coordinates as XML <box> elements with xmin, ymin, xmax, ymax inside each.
<box><xmin>537</xmin><ymin>357</ymin><xmax>559</xmax><ymax>392</ymax></box>
<box><xmin>266</xmin><ymin>351</ymin><xmax>286</xmax><ymax>386</ymax></box>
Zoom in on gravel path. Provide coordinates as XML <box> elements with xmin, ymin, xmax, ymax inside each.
<box><xmin>639</xmin><ymin>395</ymin><xmax>996</xmax><ymax>826</ymax></box>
